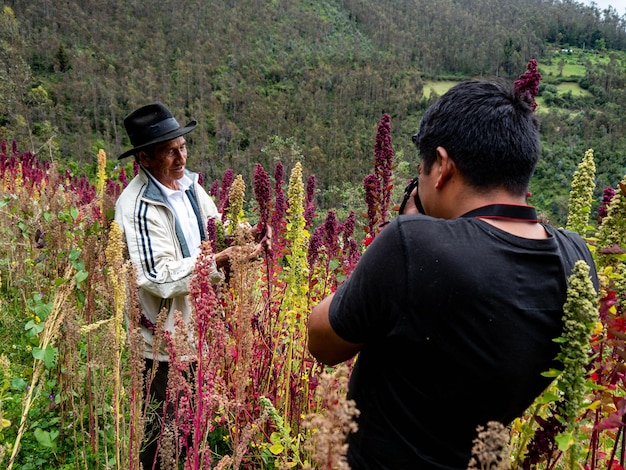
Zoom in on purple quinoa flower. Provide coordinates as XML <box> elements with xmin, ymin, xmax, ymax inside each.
<box><xmin>306</xmin><ymin>174</ymin><xmax>316</xmax><ymax>206</ymax></box>
<box><xmin>219</xmin><ymin>169</ymin><xmax>234</xmax><ymax>214</ymax></box>
<box><xmin>374</xmin><ymin>113</ymin><xmax>394</xmax><ymax>222</ymax></box>
<box><xmin>206</xmin><ymin>217</ymin><xmax>218</xmax><ymax>252</ymax></box>
<box><xmin>514</xmin><ymin>59</ymin><xmax>542</xmax><ymax>112</ymax></box>
<box><xmin>323</xmin><ymin>210</ymin><xmax>339</xmax><ymax>259</ymax></box>
<box><xmin>253</xmin><ymin>163</ymin><xmax>271</xmax><ymax>231</ymax></box>
<box><xmin>308</xmin><ymin>226</ymin><xmax>324</xmax><ymax>269</ymax></box>
<box><xmin>272</xmin><ymin>162</ymin><xmax>287</xmax><ymax>235</ymax></box>
<box><xmin>521</xmin><ymin>414</ymin><xmax>565</xmax><ymax>469</ymax></box>
<box><xmin>344</xmin><ymin>239</ymin><xmax>361</xmax><ymax>276</ymax></box>
<box><xmin>598</xmin><ymin>186</ymin><xmax>616</xmax><ymax>223</ymax></box>
<box><xmin>364</xmin><ymin>173</ymin><xmax>380</xmax><ymax>237</ymax></box>
<box><xmin>339</xmin><ymin>211</ymin><xmax>356</xmax><ymax>240</ymax></box>
<box><xmin>118</xmin><ymin>166</ymin><xmax>128</xmax><ymax>188</ymax></box>
<box><xmin>209</xmin><ymin>179</ymin><xmax>220</xmax><ymax>198</ymax></box>
<box><xmin>106</xmin><ymin>179</ymin><xmax>122</xmax><ymax>200</ymax></box>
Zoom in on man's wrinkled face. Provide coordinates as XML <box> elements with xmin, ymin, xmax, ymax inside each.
<box><xmin>140</xmin><ymin>136</ymin><xmax>187</xmax><ymax>189</ymax></box>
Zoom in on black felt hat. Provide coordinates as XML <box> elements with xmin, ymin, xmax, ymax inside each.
<box><xmin>118</xmin><ymin>101</ymin><xmax>197</xmax><ymax>159</ymax></box>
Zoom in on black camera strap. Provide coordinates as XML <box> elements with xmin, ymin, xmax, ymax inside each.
<box><xmin>460</xmin><ymin>204</ymin><xmax>538</xmax><ymax>222</ymax></box>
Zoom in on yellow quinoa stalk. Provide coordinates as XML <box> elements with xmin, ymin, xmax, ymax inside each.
<box><xmin>96</xmin><ymin>149</ymin><xmax>107</xmax><ymax>214</ymax></box>
<box><xmin>104</xmin><ymin>221</ymin><xmax>127</xmax><ymax>469</ymax></box>
<box><xmin>566</xmin><ymin>148</ymin><xmax>596</xmax><ymax>236</ymax></box>
<box><xmin>227</xmin><ymin>174</ymin><xmax>246</xmax><ymax>233</ymax></box>
<box><xmin>6</xmin><ymin>267</ymin><xmax>75</xmax><ymax>470</ymax></box>
<box><xmin>279</xmin><ymin>162</ymin><xmax>310</xmax><ymax>426</ymax></box>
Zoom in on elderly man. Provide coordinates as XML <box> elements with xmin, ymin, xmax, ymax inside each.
<box><xmin>114</xmin><ymin>101</ymin><xmax>264</xmax><ymax>468</ymax></box>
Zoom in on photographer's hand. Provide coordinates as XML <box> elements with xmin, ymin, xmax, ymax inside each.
<box><xmin>401</xmin><ymin>186</ymin><xmax>421</xmax><ymax>215</ymax></box>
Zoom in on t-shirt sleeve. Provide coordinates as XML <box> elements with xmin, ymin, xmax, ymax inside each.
<box><xmin>328</xmin><ymin>219</ymin><xmax>408</xmax><ymax>343</ymax></box>
<box><xmin>553</xmin><ymin>227</ymin><xmax>599</xmax><ymax>291</ymax></box>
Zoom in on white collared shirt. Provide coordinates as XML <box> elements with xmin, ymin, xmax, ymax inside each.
<box><xmin>150</xmin><ymin>172</ymin><xmax>202</xmax><ymax>257</ymax></box>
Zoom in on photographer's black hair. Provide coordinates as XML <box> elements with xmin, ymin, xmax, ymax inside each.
<box><xmin>413</xmin><ymin>79</ymin><xmax>540</xmax><ymax>196</ymax></box>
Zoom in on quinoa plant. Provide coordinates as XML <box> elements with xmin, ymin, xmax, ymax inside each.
<box><xmin>566</xmin><ymin>148</ymin><xmax>596</xmax><ymax>236</ymax></box>
<box><xmin>363</xmin><ymin>113</ymin><xmax>395</xmax><ymax>242</ymax></box>
<box><xmin>9</xmin><ymin>108</ymin><xmax>626</xmax><ymax>470</ymax></box>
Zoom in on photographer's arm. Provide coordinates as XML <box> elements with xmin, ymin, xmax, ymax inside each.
<box><xmin>308</xmin><ymin>293</ymin><xmax>364</xmax><ymax>366</ymax></box>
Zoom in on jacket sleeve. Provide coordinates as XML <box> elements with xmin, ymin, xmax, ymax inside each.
<box><xmin>115</xmin><ymin>193</ymin><xmax>197</xmax><ymax>299</ymax></box>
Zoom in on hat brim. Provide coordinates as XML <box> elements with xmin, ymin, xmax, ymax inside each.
<box><xmin>117</xmin><ymin>120</ymin><xmax>198</xmax><ymax>160</ymax></box>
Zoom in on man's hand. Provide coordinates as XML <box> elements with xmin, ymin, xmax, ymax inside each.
<box><xmin>214</xmin><ymin>225</ymin><xmax>272</xmax><ymax>270</ymax></box>
<box><xmin>401</xmin><ymin>186</ymin><xmax>421</xmax><ymax>215</ymax></box>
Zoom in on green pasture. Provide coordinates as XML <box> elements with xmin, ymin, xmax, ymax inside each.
<box><xmin>422</xmin><ymin>80</ymin><xmax>458</xmax><ymax>98</ymax></box>
<box><xmin>556</xmin><ymin>81</ymin><xmax>592</xmax><ymax>97</ymax></box>
<box><xmin>423</xmin><ymin>76</ymin><xmax>591</xmax><ymax>106</ymax></box>
<box><xmin>540</xmin><ymin>60</ymin><xmax>586</xmax><ymax>78</ymax></box>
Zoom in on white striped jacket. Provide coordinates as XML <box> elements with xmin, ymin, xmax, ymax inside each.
<box><xmin>114</xmin><ymin>166</ymin><xmax>221</xmax><ymax>361</ymax></box>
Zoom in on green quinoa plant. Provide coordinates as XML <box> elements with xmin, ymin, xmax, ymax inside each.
<box><xmin>566</xmin><ymin>148</ymin><xmax>597</xmax><ymax>237</ymax></box>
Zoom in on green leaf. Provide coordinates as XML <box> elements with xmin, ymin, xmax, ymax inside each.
<box><xmin>70</xmin><ymin>207</ymin><xmax>79</xmax><ymax>220</ymax></box>
<box><xmin>69</xmin><ymin>248</ymin><xmax>81</xmax><ymax>262</ymax></box>
<box><xmin>34</xmin><ymin>301</ymin><xmax>53</xmax><ymax>320</ymax></box>
<box><xmin>541</xmin><ymin>368</ymin><xmax>562</xmax><ymax>378</ymax></box>
<box><xmin>555</xmin><ymin>431</ymin><xmax>575</xmax><ymax>452</ymax></box>
<box><xmin>32</xmin><ymin>345</ymin><xmax>57</xmax><ymax>368</ymax></box>
<box><xmin>11</xmin><ymin>376</ymin><xmax>27</xmax><ymax>391</ymax></box>
<box><xmin>75</xmin><ymin>270</ymin><xmax>88</xmax><ymax>287</ymax></box>
<box><xmin>535</xmin><ymin>391</ymin><xmax>560</xmax><ymax>404</ymax></box>
<box><xmin>269</xmin><ymin>443</ymin><xmax>284</xmax><ymax>455</ymax></box>
<box><xmin>25</xmin><ymin>320</ymin><xmax>45</xmax><ymax>336</ymax></box>
<box><xmin>34</xmin><ymin>428</ymin><xmax>58</xmax><ymax>449</ymax></box>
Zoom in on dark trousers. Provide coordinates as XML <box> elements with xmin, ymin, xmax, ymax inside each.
<box><xmin>141</xmin><ymin>358</ymin><xmax>196</xmax><ymax>469</ymax></box>
<box><xmin>141</xmin><ymin>358</ymin><xmax>170</xmax><ymax>470</ymax></box>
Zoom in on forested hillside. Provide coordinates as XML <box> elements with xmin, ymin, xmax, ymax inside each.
<box><xmin>2</xmin><ymin>0</ymin><xmax>626</xmax><ymax>223</ymax></box>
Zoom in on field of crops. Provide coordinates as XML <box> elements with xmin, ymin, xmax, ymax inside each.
<box><xmin>1</xmin><ymin>120</ymin><xmax>626</xmax><ymax>468</ymax></box>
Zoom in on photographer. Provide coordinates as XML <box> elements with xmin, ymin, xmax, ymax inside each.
<box><xmin>307</xmin><ymin>79</ymin><xmax>598</xmax><ymax>469</ymax></box>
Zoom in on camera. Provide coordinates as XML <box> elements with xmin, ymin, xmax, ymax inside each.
<box><xmin>399</xmin><ymin>176</ymin><xmax>424</xmax><ymax>214</ymax></box>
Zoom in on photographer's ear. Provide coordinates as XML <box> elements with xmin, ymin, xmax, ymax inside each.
<box><xmin>434</xmin><ymin>146</ymin><xmax>456</xmax><ymax>189</ymax></box>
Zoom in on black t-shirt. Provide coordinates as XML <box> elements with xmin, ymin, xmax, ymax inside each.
<box><xmin>329</xmin><ymin>214</ymin><xmax>598</xmax><ymax>470</ymax></box>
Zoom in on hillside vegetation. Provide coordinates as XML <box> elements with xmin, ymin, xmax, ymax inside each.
<box><xmin>2</xmin><ymin>0</ymin><xmax>626</xmax><ymax>223</ymax></box>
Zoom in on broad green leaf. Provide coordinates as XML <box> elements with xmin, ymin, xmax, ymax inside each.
<box><xmin>555</xmin><ymin>432</ymin><xmax>575</xmax><ymax>452</ymax></box>
<box><xmin>25</xmin><ymin>320</ymin><xmax>45</xmax><ymax>335</ymax></box>
<box><xmin>269</xmin><ymin>443</ymin><xmax>284</xmax><ymax>455</ymax></box>
<box><xmin>34</xmin><ymin>428</ymin><xmax>58</xmax><ymax>449</ymax></box>
<box><xmin>535</xmin><ymin>391</ymin><xmax>560</xmax><ymax>404</ymax></box>
<box><xmin>11</xmin><ymin>377</ymin><xmax>27</xmax><ymax>390</ymax></box>
<box><xmin>32</xmin><ymin>345</ymin><xmax>56</xmax><ymax>368</ymax></box>
<box><xmin>75</xmin><ymin>270</ymin><xmax>88</xmax><ymax>286</ymax></box>
<box><xmin>34</xmin><ymin>301</ymin><xmax>53</xmax><ymax>320</ymax></box>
